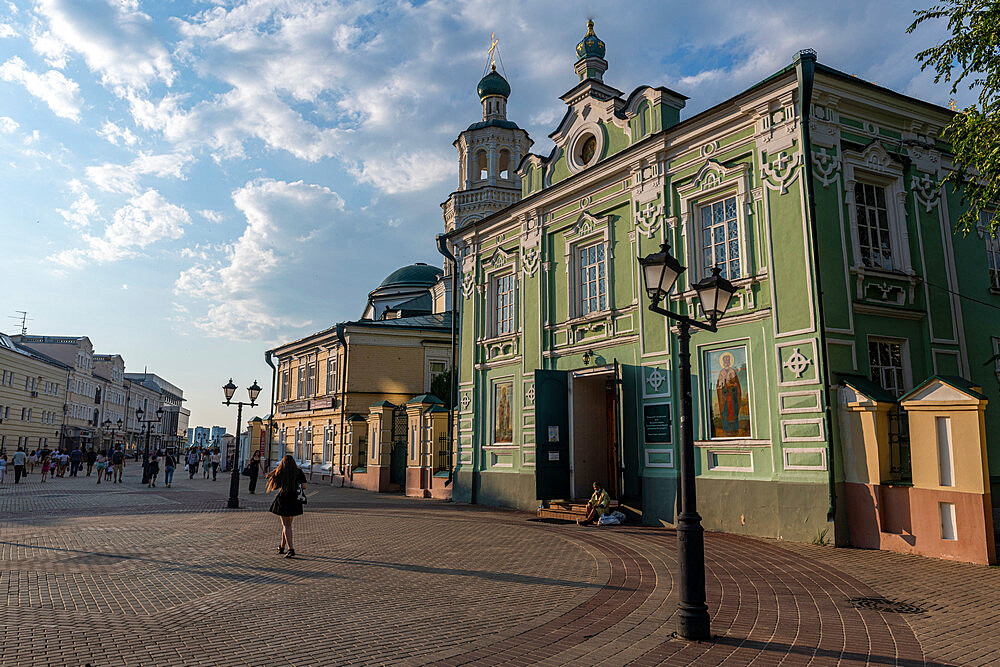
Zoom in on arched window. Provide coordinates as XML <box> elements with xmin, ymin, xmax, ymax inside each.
<box><xmin>498</xmin><ymin>150</ymin><xmax>510</xmax><ymax>179</ymax></box>
<box><xmin>477</xmin><ymin>150</ymin><xmax>488</xmax><ymax>179</ymax></box>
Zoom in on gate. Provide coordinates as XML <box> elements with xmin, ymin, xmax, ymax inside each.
<box><xmin>389</xmin><ymin>406</ymin><xmax>408</xmax><ymax>487</ymax></box>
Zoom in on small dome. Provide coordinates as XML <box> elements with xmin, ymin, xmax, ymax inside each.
<box><xmin>576</xmin><ymin>19</ymin><xmax>605</xmax><ymax>60</ymax></box>
<box><xmin>378</xmin><ymin>262</ymin><xmax>443</xmax><ymax>288</ymax></box>
<box><xmin>478</xmin><ymin>67</ymin><xmax>511</xmax><ymax>99</ymax></box>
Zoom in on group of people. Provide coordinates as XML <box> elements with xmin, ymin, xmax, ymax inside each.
<box><xmin>0</xmin><ymin>445</ymin><xmax>127</xmax><ymax>484</ymax></box>
<box><xmin>183</xmin><ymin>447</ymin><xmax>222</xmax><ymax>481</ymax></box>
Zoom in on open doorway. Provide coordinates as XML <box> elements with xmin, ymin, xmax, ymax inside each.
<box><xmin>571</xmin><ymin>371</ymin><xmax>618</xmax><ymax>500</ymax></box>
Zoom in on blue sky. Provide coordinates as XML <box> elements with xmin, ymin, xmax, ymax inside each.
<box><xmin>0</xmin><ymin>0</ymin><xmax>970</xmax><ymax>428</ymax></box>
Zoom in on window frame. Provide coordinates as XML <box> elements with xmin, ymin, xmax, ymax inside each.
<box><xmin>867</xmin><ymin>336</ymin><xmax>912</xmax><ymax>397</ymax></box>
<box><xmin>980</xmin><ymin>211</ymin><xmax>1000</xmax><ymax>290</ymax></box>
<box><xmin>697</xmin><ymin>194</ymin><xmax>743</xmax><ymax>282</ymax></box>
<box><xmin>493</xmin><ymin>271</ymin><xmax>516</xmax><ymax>336</ymax></box>
<box><xmin>843</xmin><ymin>145</ymin><xmax>913</xmax><ymax>276</ymax></box>
<box><xmin>563</xmin><ymin>212</ymin><xmax>614</xmax><ymax>321</ymax></box>
<box><xmin>577</xmin><ymin>240</ymin><xmax>609</xmax><ymax>316</ymax></box>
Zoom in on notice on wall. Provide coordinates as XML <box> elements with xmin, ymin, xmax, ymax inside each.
<box><xmin>548</xmin><ymin>451</ymin><xmax>560</xmax><ymax>461</ymax></box>
<box><xmin>643</xmin><ymin>403</ymin><xmax>672</xmax><ymax>444</ymax></box>
<box><xmin>547</xmin><ymin>426</ymin><xmax>559</xmax><ymax>443</ymax></box>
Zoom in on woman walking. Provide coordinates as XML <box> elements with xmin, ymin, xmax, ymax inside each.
<box><xmin>147</xmin><ymin>454</ymin><xmax>160</xmax><ymax>488</ymax></box>
<box><xmin>163</xmin><ymin>451</ymin><xmax>176</xmax><ymax>488</ymax></box>
<box><xmin>40</xmin><ymin>455</ymin><xmax>50</xmax><ymax>482</ymax></box>
<box><xmin>95</xmin><ymin>451</ymin><xmax>107</xmax><ymax>485</ymax></box>
<box><xmin>266</xmin><ymin>455</ymin><xmax>306</xmax><ymax>558</ymax></box>
<box><xmin>246</xmin><ymin>450</ymin><xmax>264</xmax><ymax>494</ymax></box>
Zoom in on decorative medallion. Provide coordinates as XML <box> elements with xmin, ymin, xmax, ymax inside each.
<box><xmin>634</xmin><ymin>199</ymin><xmax>665</xmax><ymax>239</ymax></box>
<box><xmin>782</xmin><ymin>348</ymin><xmax>812</xmax><ymax>378</ymax></box>
<box><xmin>811</xmin><ymin>150</ymin><xmax>841</xmax><ymax>188</ymax></box>
<box><xmin>460</xmin><ymin>393</ymin><xmax>471</xmax><ymax>410</ymax></box>
<box><xmin>910</xmin><ymin>174</ymin><xmax>940</xmax><ymax>213</ymax></box>
<box><xmin>646</xmin><ymin>368</ymin><xmax>666</xmax><ymax>393</ymax></box>
<box><xmin>761</xmin><ymin>150</ymin><xmax>803</xmax><ymax>194</ymax></box>
<box><xmin>461</xmin><ymin>272</ymin><xmax>475</xmax><ymax>299</ymax></box>
<box><xmin>525</xmin><ymin>384</ymin><xmax>535</xmax><ymax>405</ymax></box>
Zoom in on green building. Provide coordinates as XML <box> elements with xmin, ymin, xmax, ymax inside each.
<box><xmin>439</xmin><ymin>23</ymin><xmax>999</xmax><ymax>563</ymax></box>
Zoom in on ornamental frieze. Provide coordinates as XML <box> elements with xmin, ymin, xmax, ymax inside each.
<box><xmin>761</xmin><ymin>150</ymin><xmax>802</xmax><ymax>194</ymax></box>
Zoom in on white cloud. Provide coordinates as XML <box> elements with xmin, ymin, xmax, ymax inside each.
<box><xmin>56</xmin><ymin>186</ymin><xmax>101</xmax><ymax>230</ymax></box>
<box><xmin>198</xmin><ymin>209</ymin><xmax>222</xmax><ymax>223</ymax></box>
<box><xmin>86</xmin><ymin>151</ymin><xmax>192</xmax><ymax>194</ymax></box>
<box><xmin>34</xmin><ymin>0</ymin><xmax>174</xmax><ymax>91</ymax></box>
<box><xmin>351</xmin><ymin>151</ymin><xmax>452</xmax><ymax>195</ymax></box>
<box><xmin>0</xmin><ymin>22</ymin><xmax>16</xmax><ymax>38</ymax></box>
<box><xmin>98</xmin><ymin>120</ymin><xmax>138</xmax><ymax>146</ymax></box>
<box><xmin>175</xmin><ymin>178</ymin><xmax>347</xmax><ymax>341</ymax></box>
<box><xmin>51</xmin><ymin>189</ymin><xmax>190</xmax><ymax>266</ymax></box>
<box><xmin>0</xmin><ymin>116</ymin><xmax>18</xmax><ymax>133</ymax></box>
<box><xmin>0</xmin><ymin>56</ymin><xmax>81</xmax><ymax>120</ymax></box>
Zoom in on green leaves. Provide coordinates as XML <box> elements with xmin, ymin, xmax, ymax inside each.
<box><xmin>910</xmin><ymin>1</ymin><xmax>1000</xmax><ymax>233</ymax></box>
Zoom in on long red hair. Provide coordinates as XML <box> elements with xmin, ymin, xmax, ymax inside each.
<box><xmin>265</xmin><ymin>454</ymin><xmax>299</xmax><ymax>493</ymax></box>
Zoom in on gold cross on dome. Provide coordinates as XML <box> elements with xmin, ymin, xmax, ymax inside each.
<box><xmin>488</xmin><ymin>32</ymin><xmax>499</xmax><ymax>71</ymax></box>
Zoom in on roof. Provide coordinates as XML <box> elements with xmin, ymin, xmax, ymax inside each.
<box><xmin>837</xmin><ymin>374</ymin><xmax>897</xmax><ymax>404</ymax></box>
<box><xmin>9</xmin><ymin>342</ymin><xmax>73</xmax><ymax>371</ymax></box>
<box><xmin>466</xmin><ymin>118</ymin><xmax>521</xmax><ymax>132</ymax></box>
<box><xmin>406</xmin><ymin>393</ymin><xmax>445</xmax><ymax>405</ymax></box>
<box><xmin>370</xmin><ymin>400</ymin><xmax>395</xmax><ymax>408</ymax></box>
<box><xmin>899</xmin><ymin>375</ymin><xmax>986</xmax><ymax>402</ymax></box>
<box><xmin>478</xmin><ymin>68</ymin><xmax>511</xmax><ymax>99</ymax></box>
<box><xmin>378</xmin><ymin>263</ymin><xmax>442</xmax><ymax>288</ymax></box>
<box><xmin>347</xmin><ymin>413</ymin><xmax>366</xmax><ymax>422</ymax></box>
<box><xmin>383</xmin><ymin>292</ymin><xmax>432</xmax><ymax>316</ymax></box>
<box><xmin>347</xmin><ymin>312</ymin><xmax>452</xmax><ymax>332</ymax></box>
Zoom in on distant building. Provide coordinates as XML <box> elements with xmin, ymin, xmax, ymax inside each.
<box><xmin>0</xmin><ymin>333</ymin><xmax>69</xmax><ymax>453</ymax></box>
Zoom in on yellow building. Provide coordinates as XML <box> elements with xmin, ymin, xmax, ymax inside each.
<box><xmin>0</xmin><ymin>333</ymin><xmax>68</xmax><ymax>454</ymax></box>
<box><xmin>267</xmin><ymin>263</ymin><xmax>453</xmax><ymax>494</ymax></box>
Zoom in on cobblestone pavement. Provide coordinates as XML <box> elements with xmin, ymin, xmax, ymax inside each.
<box><xmin>1</xmin><ymin>466</ymin><xmax>998</xmax><ymax>666</ymax></box>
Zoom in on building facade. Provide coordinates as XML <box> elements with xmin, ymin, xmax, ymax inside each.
<box><xmin>0</xmin><ymin>333</ymin><xmax>68</xmax><ymax>453</ymax></box>
<box><xmin>268</xmin><ymin>263</ymin><xmax>453</xmax><ymax>496</ymax></box>
<box><xmin>442</xmin><ymin>24</ymin><xmax>999</xmax><ymax>564</ymax></box>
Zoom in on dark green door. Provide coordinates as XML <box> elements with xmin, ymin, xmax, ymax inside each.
<box><xmin>535</xmin><ymin>369</ymin><xmax>570</xmax><ymax>500</ymax></box>
<box><xmin>389</xmin><ymin>406</ymin><xmax>407</xmax><ymax>487</ymax></box>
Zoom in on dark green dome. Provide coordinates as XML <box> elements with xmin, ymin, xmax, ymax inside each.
<box><xmin>378</xmin><ymin>263</ymin><xmax>443</xmax><ymax>288</ymax></box>
<box><xmin>477</xmin><ymin>67</ymin><xmax>511</xmax><ymax>99</ymax></box>
<box><xmin>576</xmin><ymin>19</ymin><xmax>605</xmax><ymax>60</ymax></box>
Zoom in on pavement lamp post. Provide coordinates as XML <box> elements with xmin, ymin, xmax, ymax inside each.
<box><xmin>135</xmin><ymin>406</ymin><xmax>163</xmax><ymax>484</ymax></box>
<box><xmin>223</xmin><ymin>378</ymin><xmax>262</xmax><ymax>510</ymax></box>
<box><xmin>102</xmin><ymin>417</ymin><xmax>123</xmax><ymax>453</ymax></box>
<box><xmin>637</xmin><ymin>242</ymin><xmax>737</xmax><ymax>641</ymax></box>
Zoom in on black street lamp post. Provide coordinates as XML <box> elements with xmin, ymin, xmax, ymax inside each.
<box><xmin>223</xmin><ymin>378</ymin><xmax>262</xmax><ymax>509</ymax></box>
<box><xmin>102</xmin><ymin>418</ymin><xmax>123</xmax><ymax>453</ymax></box>
<box><xmin>638</xmin><ymin>242</ymin><xmax>737</xmax><ymax>641</ymax></box>
<box><xmin>135</xmin><ymin>406</ymin><xmax>163</xmax><ymax>484</ymax></box>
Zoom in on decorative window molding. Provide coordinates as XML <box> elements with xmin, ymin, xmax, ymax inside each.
<box><xmin>843</xmin><ymin>143</ymin><xmax>914</xmax><ymax>276</ymax></box>
<box><xmin>564</xmin><ymin>212</ymin><xmax>614</xmax><ymax>320</ymax></box>
<box><xmin>565</xmin><ymin>121</ymin><xmax>605</xmax><ymax>174</ymax></box>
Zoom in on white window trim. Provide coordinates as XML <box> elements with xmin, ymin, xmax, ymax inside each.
<box><xmin>677</xmin><ymin>160</ymin><xmax>753</xmax><ymax>286</ymax></box>
<box><xmin>482</xmin><ymin>248</ymin><xmax>519</xmax><ymax>340</ymax></box>
<box><xmin>565</xmin><ymin>121</ymin><xmax>606</xmax><ymax>174</ymax></box>
<box><xmin>695</xmin><ymin>192</ymin><xmax>744</xmax><ymax>281</ymax></box>
<box><xmin>866</xmin><ymin>335</ymin><xmax>913</xmax><ymax>397</ymax></box>
<box><xmin>564</xmin><ymin>212</ymin><xmax>614</xmax><ymax>321</ymax></box>
<box><xmin>843</xmin><ymin>143</ymin><xmax>913</xmax><ymax>276</ymax></box>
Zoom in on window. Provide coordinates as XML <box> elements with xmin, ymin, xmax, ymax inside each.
<box><xmin>982</xmin><ymin>212</ymin><xmax>1000</xmax><ymax>289</ymax></box>
<box><xmin>21</xmin><ymin>407</ymin><xmax>26</xmax><ymax>421</ymax></box>
<box><xmin>280</xmin><ymin>370</ymin><xmax>289</xmax><ymax>401</ymax></box>
<box><xmin>297</xmin><ymin>365</ymin><xmax>305</xmax><ymax>398</ymax></box>
<box><xmin>700</xmin><ymin>196</ymin><xmax>740</xmax><ymax>280</ymax></box>
<box><xmin>306</xmin><ymin>360</ymin><xmax>316</xmax><ymax>396</ymax></box>
<box><xmin>854</xmin><ymin>182</ymin><xmax>894</xmax><ymax>271</ymax></box>
<box><xmin>578</xmin><ymin>242</ymin><xmax>607</xmax><ymax>315</ymax></box>
<box><xmin>495</xmin><ymin>273</ymin><xmax>515</xmax><ymax>335</ymax></box>
<box><xmin>499</xmin><ymin>150</ymin><xmax>510</xmax><ymax>179</ymax></box>
<box><xmin>580</xmin><ymin>134</ymin><xmax>597</xmax><ymax>164</ymax></box>
<box><xmin>430</xmin><ymin>361</ymin><xmax>447</xmax><ymax>375</ymax></box>
<box><xmin>322</xmin><ymin>426</ymin><xmax>334</xmax><ymax>463</ymax></box>
<box><xmin>326</xmin><ymin>357</ymin><xmax>338</xmax><ymax>395</ymax></box>
<box><xmin>869</xmin><ymin>339</ymin><xmax>906</xmax><ymax>397</ymax></box>
<box><xmin>477</xmin><ymin>150</ymin><xmax>488</xmax><ymax>180</ymax></box>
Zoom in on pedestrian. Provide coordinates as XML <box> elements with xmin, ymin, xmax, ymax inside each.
<box><xmin>163</xmin><ymin>451</ymin><xmax>176</xmax><ymax>488</ymax></box>
<box><xmin>203</xmin><ymin>449</ymin><xmax>212</xmax><ymax>479</ymax></box>
<box><xmin>59</xmin><ymin>451</ymin><xmax>69</xmax><ymax>477</ymax></box>
<box><xmin>69</xmin><ymin>446</ymin><xmax>83</xmax><ymax>477</ymax></box>
<box><xmin>27</xmin><ymin>450</ymin><xmax>37</xmax><ymax>474</ymax></box>
<box><xmin>40</xmin><ymin>455</ymin><xmax>50</xmax><ymax>482</ymax></box>
<box><xmin>147</xmin><ymin>454</ymin><xmax>159</xmax><ymax>488</ymax></box>
<box><xmin>245</xmin><ymin>450</ymin><xmax>264</xmax><ymax>494</ymax></box>
<box><xmin>266</xmin><ymin>455</ymin><xmax>306</xmax><ymax>558</ymax></box>
<box><xmin>95</xmin><ymin>451</ymin><xmax>107</xmax><ymax>485</ymax></box>
<box><xmin>186</xmin><ymin>448</ymin><xmax>199</xmax><ymax>479</ymax></box>
<box><xmin>211</xmin><ymin>449</ymin><xmax>221</xmax><ymax>481</ymax></box>
<box><xmin>111</xmin><ymin>446</ymin><xmax>125</xmax><ymax>483</ymax></box>
<box><xmin>0</xmin><ymin>453</ymin><xmax>6</xmax><ymax>484</ymax></box>
<box><xmin>86</xmin><ymin>448</ymin><xmax>97</xmax><ymax>476</ymax></box>
<box><xmin>12</xmin><ymin>446</ymin><xmax>27</xmax><ymax>484</ymax></box>
<box><xmin>105</xmin><ymin>454</ymin><xmax>114</xmax><ymax>481</ymax></box>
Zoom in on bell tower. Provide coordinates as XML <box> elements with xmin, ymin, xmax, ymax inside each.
<box><xmin>442</xmin><ymin>35</ymin><xmax>532</xmax><ymax>234</ymax></box>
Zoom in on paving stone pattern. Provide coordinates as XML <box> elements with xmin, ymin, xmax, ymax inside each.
<box><xmin>1</xmin><ymin>467</ymin><xmax>997</xmax><ymax>666</ymax></box>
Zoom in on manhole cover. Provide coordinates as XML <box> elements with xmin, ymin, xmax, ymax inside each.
<box><xmin>847</xmin><ymin>597</ymin><xmax>925</xmax><ymax>614</ymax></box>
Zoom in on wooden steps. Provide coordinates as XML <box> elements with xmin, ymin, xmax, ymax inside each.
<box><xmin>536</xmin><ymin>499</ymin><xmax>621</xmax><ymax>522</ymax></box>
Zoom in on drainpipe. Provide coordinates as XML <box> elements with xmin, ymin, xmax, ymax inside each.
<box><xmin>794</xmin><ymin>49</ymin><xmax>838</xmax><ymax>523</ymax></box>
<box><xmin>264</xmin><ymin>349</ymin><xmax>277</xmax><ymax>471</ymax></box>
<box><xmin>436</xmin><ymin>233</ymin><xmax>458</xmax><ymax>486</ymax></box>
<box><xmin>336</xmin><ymin>323</ymin><xmax>348</xmax><ymax>487</ymax></box>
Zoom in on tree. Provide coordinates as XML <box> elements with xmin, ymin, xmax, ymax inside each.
<box><xmin>909</xmin><ymin>1</ymin><xmax>1000</xmax><ymax>233</ymax></box>
<box><xmin>430</xmin><ymin>371</ymin><xmax>453</xmax><ymax>409</ymax></box>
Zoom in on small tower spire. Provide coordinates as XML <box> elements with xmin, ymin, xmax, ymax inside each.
<box><xmin>575</xmin><ymin>18</ymin><xmax>607</xmax><ymax>82</ymax></box>
<box><xmin>477</xmin><ymin>33</ymin><xmax>511</xmax><ymax>121</ymax></box>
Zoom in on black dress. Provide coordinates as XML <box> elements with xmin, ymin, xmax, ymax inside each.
<box><xmin>269</xmin><ymin>469</ymin><xmax>306</xmax><ymax>517</ymax></box>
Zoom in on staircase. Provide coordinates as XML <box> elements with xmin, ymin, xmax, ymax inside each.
<box><xmin>536</xmin><ymin>499</ymin><xmax>621</xmax><ymax>522</ymax></box>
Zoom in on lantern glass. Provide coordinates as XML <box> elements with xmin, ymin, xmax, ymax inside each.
<box><xmin>638</xmin><ymin>243</ymin><xmax>685</xmax><ymax>301</ymax></box>
<box><xmin>223</xmin><ymin>378</ymin><xmax>237</xmax><ymax>402</ymax></box>
<box><xmin>248</xmin><ymin>380</ymin><xmax>262</xmax><ymax>404</ymax></box>
<box><xmin>693</xmin><ymin>267</ymin><xmax>737</xmax><ymax>322</ymax></box>
<box><xmin>117</xmin><ymin>418</ymin><xmax>123</xmax><ymax>429</ymax></box>
<box><xmin>135</xmin><ymin>407</ymin><xmax>144</xmax><ymax>421</ymax></box>
<box><xmin>155</xmin><ymin>407</ymin><xmax>164</xmax><ymax>420</ymax></box>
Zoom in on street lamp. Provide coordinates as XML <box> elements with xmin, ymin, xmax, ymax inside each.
<box><xmin>222</xmin><ymin>379</ymin><xmax>261</xmax><ymax>509</ymax></box>
<box><xmin>102</xmin><ymin>418</ymin><xmax>123</xmax><ymax>452</ymax></box>
<box><xmin>638</xmin><ymin>242</ymin><xmax>737</xmax><ymax>641</ymax></box>
<box><xmin>136</xmin><ymin>406</ymin><xmax>164</xmax><ymax>484</ymax></box>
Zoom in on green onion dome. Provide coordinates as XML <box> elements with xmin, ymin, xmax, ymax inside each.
<box><xmin>477</xmin><ymin>66</ymin><xmax>511</xmax><ymax>99</ymax></box>
<box><xmin>576</xmin><ymin>19</ymin><xmax>605</xmax><ymax>60</ymax></box>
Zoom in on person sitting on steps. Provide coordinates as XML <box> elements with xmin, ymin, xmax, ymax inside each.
<box><xmin>578</xmin><ymin>481</ymin><xmax>610</xmax><ymax>526</ymax></box>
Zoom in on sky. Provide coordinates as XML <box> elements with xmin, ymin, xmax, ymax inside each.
<box><xmin>0</xmin><ymin>0</ymin><xmax>974</xmax><ymax>430</ymax></box>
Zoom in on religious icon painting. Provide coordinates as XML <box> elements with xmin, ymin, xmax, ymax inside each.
<box><xmin>705</xmin><ymin>346</ymin><xmax>751</xmax><ymax>438</ymax></box>
<box><xmin>494</xmin><ymin>381</ymin><xmax>513</xmax><ymax>443</ymax></box>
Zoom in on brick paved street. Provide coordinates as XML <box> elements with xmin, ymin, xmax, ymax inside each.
<box><xmin>1</xmin><ymin>466</ymin><xmax>998</xmax><ymax>666</ymax></box>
